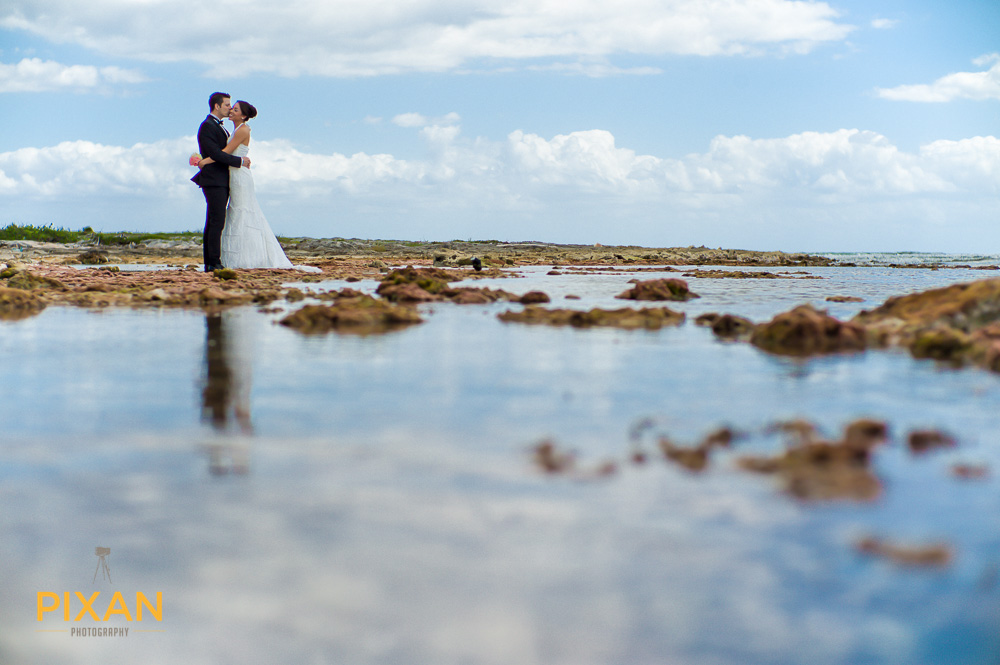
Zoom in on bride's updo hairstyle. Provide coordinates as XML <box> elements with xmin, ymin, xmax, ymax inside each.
<box><xmin>236</xmin><ymin>101</ymin><xmax>257</xmax><ymax>121</ymax></box>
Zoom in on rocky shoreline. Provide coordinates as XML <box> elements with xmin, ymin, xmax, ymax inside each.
<box><xmin>0</xmin><ymin>237</ymin><xmax>841</xmax><ymax>268</ymax></box>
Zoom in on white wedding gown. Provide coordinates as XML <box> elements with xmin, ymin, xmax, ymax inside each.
<box><xmin>221</xmin><ymin>141</ymin><xmax>296</xmax><ymax>269</ymax></box>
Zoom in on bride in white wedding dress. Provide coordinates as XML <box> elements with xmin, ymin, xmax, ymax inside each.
<box><xmin>197</xmin><ymin>101</ymin><xmax>316</xmax><ymax>271</ymax></box>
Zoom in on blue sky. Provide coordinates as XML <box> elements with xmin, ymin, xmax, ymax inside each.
<box><xmin>1</xmin><ymin>0</ymin><xmax>997</xmax><ymax>251</ymax></box>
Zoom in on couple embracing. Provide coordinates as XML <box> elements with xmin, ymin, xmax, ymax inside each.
<box><xmin>192</xmin><ymin>91</ymin><xmax>299</xmax><ymax>272</ymax></box>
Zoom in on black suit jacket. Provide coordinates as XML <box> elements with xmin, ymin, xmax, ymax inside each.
<box><xmin>191</xmin><ymin>115</ymin><xmax>243</xmax><ymax>188</ymax></box>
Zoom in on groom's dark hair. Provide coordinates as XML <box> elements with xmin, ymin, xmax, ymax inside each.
<box><xmin>208</xmin><ymin>92</ymin><xmax>230</xmax><ymax>112</ymax></box>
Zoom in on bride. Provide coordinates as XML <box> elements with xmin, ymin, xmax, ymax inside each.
<box><xmin>196</xmin><ymin>100</ymin><xmax>303</xmax><ymax>270</ymax></box>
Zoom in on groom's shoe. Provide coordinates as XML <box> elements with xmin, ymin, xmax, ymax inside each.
<box><xmin>204</xmin><ymin>264</ymin><xmax>224</xmax><ymax>272</ymax></box>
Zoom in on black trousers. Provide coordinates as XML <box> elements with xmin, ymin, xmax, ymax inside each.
<box><xmin>202</xmin><ymin>186</ymin><xmax>229</xmax><ymax>267</ymax></box>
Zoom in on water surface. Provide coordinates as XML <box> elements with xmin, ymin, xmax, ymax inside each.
<box><xmin>2</xmin><ymin>258</ymin><xmax>1000</xmax><ymax>664</ymax></box>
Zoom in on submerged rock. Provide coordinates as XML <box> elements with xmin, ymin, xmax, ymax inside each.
<box><xmin>750</xmin><ymin>304</ymin><xmax>866</xmax><ymax>356</ymax></box>
<box><xmin>530</xmin><ymin>439</ymin><xmax>617</xmax><ymax>480</ymax></box>
<box><xmin>498</xmin><ymin>305</ymin><xmax>685</xmax><ymax>330</ymax></box>
<box><xmin>855</xmin><ymin>536</ymin><xmax>952</xmax><ymax>567</ymax></box>
<box><xmin>696</xmin><ymin>312</ymin><xmax>756</xmax><ymax>340</ymax></box>
<box><xmin>279</xmin><ymin>295</ymin><xmax>422</xmax><ymax>334</ymax></box>
<box><xmin>907</xmin><ymin>429</ymin><xmax>956</xmax><ymax>455</ymax></box>
<box><xmin>616</xmin><ymin>278</ymin><xmax>699</xmax><ymax>302</ymax></box>
<box><xmin>519</xmin><ymin>290</ymin><xmax>551</xmax><ymax>305</ymax></box>
<box><xmin>736</xmin><ymin>418</ymin><xmax>886</xmax><ymax>502</ymax></box>
<box><xmin>0</xmin><ymin>286</ymin><xmax>46</xmax><ymax>320</ymax></box>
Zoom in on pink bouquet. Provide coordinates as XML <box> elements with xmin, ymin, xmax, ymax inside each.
<box><xmin>189</xmin><ymin>153</ymin><xmax>202</xmax><ymax>167</ymax></box>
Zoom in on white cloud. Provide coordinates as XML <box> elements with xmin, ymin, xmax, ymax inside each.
<box><xmin>877</xmin><ymin>54</ymin><xmax>1000</xmax><ymax>102</ymax></box>
<box><xmin>870</xmin><ymin>18</ymin><xmax>898</xmax><ymax>30</ymax></box>
<box><xmin>1</xmin><ymin>124</ymin><xmax>997</xmax><ymax>250</ymax></box>
<box><xmin>0</xmin><ymin>57</ymin><xmax>147</xmax><ymax>93</ymax></box>
<box><xmin>392</xmin><ymin>112</ymin><xmax>461</xmax><ymax>128</ymax></box>
<box><xmin>0</xmin><ymin>0</ymin><xmax>854</xmax><ymax>77</ymax></box>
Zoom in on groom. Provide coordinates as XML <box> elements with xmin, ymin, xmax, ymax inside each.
<box><xmin>192</xmin><ymin>92</ymin><xmax>250</xmax><ymax>272</ymax></box>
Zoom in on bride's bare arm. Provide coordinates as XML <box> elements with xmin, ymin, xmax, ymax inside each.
<box><xmin>198</xmin><ymin>126</ymin><xmax>251</xmax><ymax>168</ymax></box>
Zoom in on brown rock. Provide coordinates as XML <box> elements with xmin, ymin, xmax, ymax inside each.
<box><xmin>7</xmin><ymin>271</ymin><xmax>66</xmax><ymax>291</ymax></box>
<box><xmin>907</xmin><ymin>429</ymin><xmax>956</xmax><ymax>455</ymax></box>
<box><xmin>78</xmin><ymin>249</ymin><xmax>110</xmax><ymax>265</ymax></box>
<box><xmin>519</xmin><ymin>291</ymin><xmax>551</xmax><ymax>304</ymax></box>
<box><xmin>750</xmin><ymin>304</ymin><xmax>866</xmax><ymax>356</ymax></box>
<box><xmin>709</xmin><ymin>314</ymin><xmax>755</xmax><ymax>340</ymax></box>
<box><xmin>855</xmin><ymin>536</ymin><xmax>952</xmax><ymax>567</ymax></box>
<box><xmin>531</xmin><ymin>440</ymin><xmax>575</xmax><ymax>474</ymax></box>
<box><xmin>854</xmin><ymin>277</ymin><xmax>1000</xmax><ymax>331</ymax></box>
<box><xmin>279</xmin><ymin>295</ymin><xmax>422</xmax><ymax>334</ymax></box>
<box><xmin>844</xmin><ymin>418</ymin><xmax>889</xmax><ymax>450</ymax></box>
<box><xmin>952</xmin><ymin>463</ymin><xmax>989</xmax><ymax>480</ymax></box>
<box><xmin>736</xmin><ymin>419</ymin><xmax>885</xmax><ymax>502</ymax></box>
<box><xmin>378</xmin><ymin>282</ymin><xmax>444</xmax><ymax>303</ymax></box>
<box><xmin>907</xmin><ymin>325</ymin><xmax>971</xmax><ymax>362</ymax></box>
<box><xmin>0</xmin><ymin>286</ymin><xmax>46</xmax><ymax>320</ymax></box>
<box><xmin>659</xmin><ymin>437</ymin><xmax>710</xmax><ymax>472</ymax></box>
<box><xmin>826</xmin><ymin>295</ymin><xmax>864</xmax><ymax>303</ymax></box>
<box><xmin>616</xmin><ymin>278</ymin><xmax>699</xmax><ymax>302</ymax></box>
<box><xmin>441</xmin><ymin>287</ymin><xmax>518</xmax><ymax>304</ymax></box>
<box><xmin>498</xmin><ymin>306</ymin><xmax>685</xmax><ymax>330</ymax></box>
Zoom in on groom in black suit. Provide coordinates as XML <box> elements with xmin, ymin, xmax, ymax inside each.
<box><xmin>192</xmin><ymin>92</ymin><xmax>250</xmax><ymax>272</ymax></box>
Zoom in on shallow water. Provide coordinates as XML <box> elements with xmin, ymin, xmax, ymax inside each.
<box><xmin>3</xmin><ymin>260</ymin><xmax>1000</xmax><ymax>664</ymax></box>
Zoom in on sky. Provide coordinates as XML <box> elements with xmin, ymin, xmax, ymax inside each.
<box><xmin>0</xmin><ymin>0</ymin><xmax>997</xmax><ymax>252</ymax></box>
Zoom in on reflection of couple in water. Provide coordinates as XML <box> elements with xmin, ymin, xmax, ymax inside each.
<box><xmin>201</xmin><ymin>309</ymin><xmax>253</xmax><ymax>475</ymax></box>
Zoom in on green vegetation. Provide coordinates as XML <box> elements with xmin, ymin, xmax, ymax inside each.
<box><xmin>0</xmin><ymin>224</ymin><xmax>203</xmax><ymax>246</ymax></box>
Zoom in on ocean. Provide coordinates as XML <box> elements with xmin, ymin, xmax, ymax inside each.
<box><xmin>2</xmin><ymin>253</ymin><xmax>999</xmax><ymax>664</ymax></box>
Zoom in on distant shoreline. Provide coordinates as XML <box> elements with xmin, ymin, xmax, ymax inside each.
<box><xmin>1</xmin><ymin>236</ymin><xmax>839</xmax><ymax>268</ymax></box>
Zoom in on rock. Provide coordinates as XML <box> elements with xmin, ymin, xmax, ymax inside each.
<box><xmin>826</xmin><ymin>295</ymin><xmax>864</xmax><ymax>303</ymax></box>
<box><xmin>378</xmin><ymin>281</ymin><xmax>444</xmax><ymax>303</ymax></box>
<box><xmin>529</xmin><ymin>439</ymin><xmax>617</xmax><ymax>480</ymax></box>
<box><xmin>855</xmin><ymin>536</ymin><xmax>952</xmax><ymax>567</ymax></box>
<box><xmin>616</xmin><ymin>278</ymin><xmax>699</xmax><ymax>302</ymax></box>
<box><xmin>844</xmin><ymin>418</ymin><xmax>889</xmax><ymax>449</ymax></box>
<box><xmin>907</xmin><ymin>429</ymin><xmax>956</xmax><ymax>455</ymax></box>
<box><xmin>376</xmin><ymin>266</ymin><xmax>455</xmax><ymax>302</ymax></box>
<box><xmin>736</xmin><ymin>419</ymin><xmax>884</xmax><ymax>502</ymax></box>
<box><xmin>659</xmin><ymin>437</ymin><xmax>710</xmax><ymax>472</ymax></box>
<box><xmin>6</xmin><ymin>271</ymin><xmax>66</xmax><ymax>291</ymax></box>
<box><xmin>279</xmin><ymin>295</ymin><xmax>422</xmax><ymax>334</ymax></box>
<box><xmin>519</xmin><ymin>291</ymin><xmax>551</xmax><ymax>305</ymax></box>
<box><xmin>198</xmin><ymin>287</ymin><xmax>253</xmax><ymax>306</ymax></box>
<box><xmin>952</xmin><ymin>463</ymin><xmax>989</xmax><ymax>480</ymax></box>
<box><xmin>442</xmin><ymin>287</ymin><xmax>518</xmax><ymax>304</ymax></box>
<box><xmin>78</xmin><ymin>249</ymin><xmax>110</xmax><ymax>265</ymax></box>
<box><xmin>709</xmin><ymin>313</ymin><xmax>755</xmax><ymax>340</ymax></box>
<box><xmin>498</xmin><ymin>306</ymin><xmax>685</xmax><ymax>330</ymax></box>
<box><xmin>907</xmin><ymin>325</ymin><xmax>971</xmax><ymax>362</ymax></box>
<box><xmin>854</xmin><ymin>277</ymin><xmax>1000</xmax><ymax>332</ymax></box>
<box><xmin>531</xmin><ymin>440</ymin><xmax>575</xmax><ymax>474</ymax></box>
<box><xmin>214</xmin><ymin>268</ymin><xmax>238</xmax><ymax>281</ymax></box>
<box><xmin>0</xmin><ymin>286</ymin><xmax>46</xmax><ymax>320</ymax></box>
<box><xmin>750</xmin><ymin>304</ymin><xmax>866</xmax><ymax>356</ymax></box>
